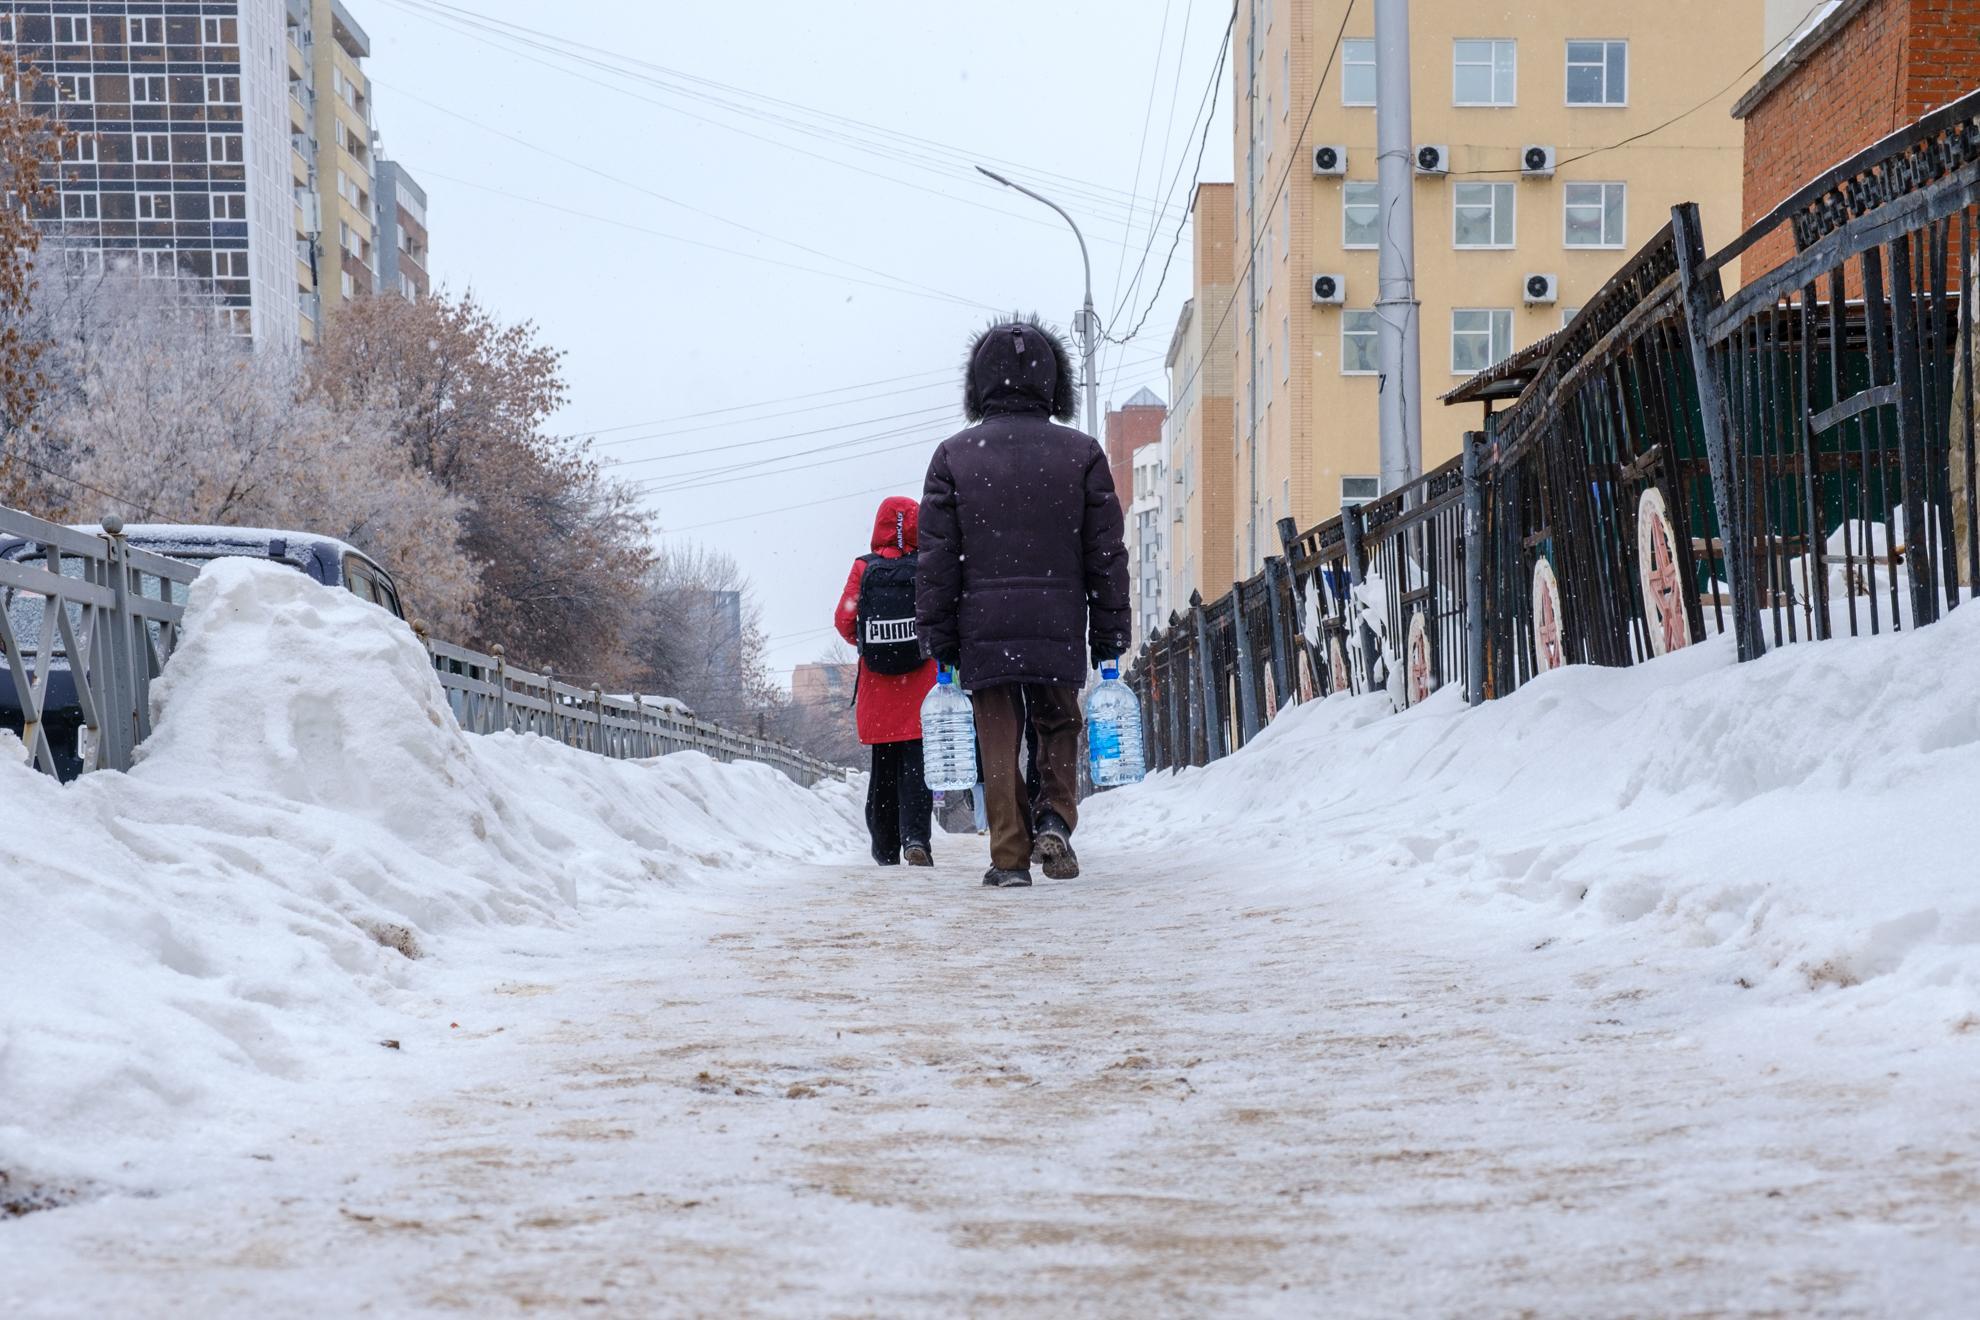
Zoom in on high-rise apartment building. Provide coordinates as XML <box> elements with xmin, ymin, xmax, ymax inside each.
<box><xmin>6</xmin><ymin>0</ymin><xmax>418</xmax><ymax>348</ymax></box>
<box><xmin>1103</xmin><ymin>387</ymin><xmax>1165</xmax><ymax>512</ymax></box>
<box><xmin>4</xmin><ymin>0</ymin><xmax>300</xmax><ymax>346</ymax></box>
<box><xmin>1224</xmin><ymin>1</ymin><xmax>1761</xmax><ymax>575</ymax></box>
<box><xmin>374</xmin><ymin>148</ymin><xmax>427</xmax><ymax>299</ymax></box>
<box><xmin>301</xmin><ymin>0</ymin><xmax>373</xmax><ymax>322</ymax></box>
<box><xmin>1166</xmin><ymin>182</ymin><xmax>1236</xmax><ymax>606</ymax></box>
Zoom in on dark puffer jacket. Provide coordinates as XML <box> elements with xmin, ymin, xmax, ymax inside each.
<box><xmin>916</xmin><ymin>316</ymin><xmax>1131</xmax><ymax>689</ymax></box>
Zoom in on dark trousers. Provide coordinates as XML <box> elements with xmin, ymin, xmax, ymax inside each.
<box><xmin>971</xmin><ymin>684</ymin><xmax>1082</xmax><ymax>871</ymax></box>
<box><xmin>866</xmin><ymin>739</ymin><xmax>933</xmax><ymax>864</ymax></box>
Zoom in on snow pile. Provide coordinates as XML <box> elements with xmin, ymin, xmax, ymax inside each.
<box><xmin>0</xmin><ymin>560</ymin><xmax>861</xmax><ymax>1189</ymax></box>
<box><xmin>1090</xmin><ymin>602</ymin><xmax>1980</xmax><ymax>1024</ymax></box>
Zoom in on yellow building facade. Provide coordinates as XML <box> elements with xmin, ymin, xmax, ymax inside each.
<box><xmin>1220</xmin><ymin>0</ymin><xmax>1763</xmax><ymax>580</ymax></box>
<box><xmin>283</xmin><ymin>0</ymin><xmax>374</xmax><ymax>341</ymax></box>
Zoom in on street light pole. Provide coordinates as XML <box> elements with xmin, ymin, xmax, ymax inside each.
<box><xmin>976</xmin><ymin>165</ymin><xmax>1100</xmax><ymax>438</ymax></box>
<box><xmin>1373</xmin><ymin>0</ymin><xmax>1423</xmax><ymax>491</ymax></box>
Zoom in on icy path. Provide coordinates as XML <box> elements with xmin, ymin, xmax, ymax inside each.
<box><xmin>8</xmin><ymin>835</ymin><xmax>1975</xmax><ymax>1318</ymax></box>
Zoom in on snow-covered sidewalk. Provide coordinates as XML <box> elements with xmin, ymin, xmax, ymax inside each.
<box><xmin>6</xmin><ymin>830</ymin><xmax>1978</xmax><ymax>1316</ymax></box>
<box><xmin>4</xmin><ymin>561</ymin><xmax>1978</xmax><ymax>1315</ymax></box>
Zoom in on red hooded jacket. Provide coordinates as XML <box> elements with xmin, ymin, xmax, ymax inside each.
<box><xmin>834</xmin><ymin>496</ymin><xmax>939</xmax><ymax>745</ymax></box>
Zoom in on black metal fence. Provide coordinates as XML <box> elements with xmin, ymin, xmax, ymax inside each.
<box><xmin>1128</xmin><ymin>89</ymin><xmax>1979</xmax><ymax>769</ymax></box>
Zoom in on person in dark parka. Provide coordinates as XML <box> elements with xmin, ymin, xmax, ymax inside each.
<box><xmin>917</xmin><ymin>315</ymin><xmax>1132</xmax><ymax>888</ymax></box>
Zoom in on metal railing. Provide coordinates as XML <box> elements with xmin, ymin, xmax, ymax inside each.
<box><xmin>424</xmin><ymin>636</ymin><xmax>842</xmax><ymax>787</ymax></box>
<box><xmin>1128</xmin><ymin>88</ymin><xmax>1980</xmax><ymax>770</ymax></box>
<box><xmin>1</xmin><ymin>504</ymin><xmax>844</xmax><ymax>787</ymax></box>
<box><xmin>0</xmin><ymin>512</ymin><xmax>197</xmax><ymax>776</ymax></box>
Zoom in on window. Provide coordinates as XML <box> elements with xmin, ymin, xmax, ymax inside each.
<box><xmin>1453</xmin><ymin>39</ymin><xmax>1515</xmax><ymax>106</ymax></box>
<box><xmin>129</xmin><ymin>16</ymin><xmax>163</xmax><ymax>45</ymax></box>
<box><xmin>136</xmin><ymin>193</ymin><xmax>173</xmax><ymax>220</ymax></box>
<box><xmin>0</xmin><ymin>15</ymin><xmax>13</xmax><ymax>43</ymax></box>
<box><xmin>1282</xmin><ymin>48</ymin><xmax>1290</xmax><ymax>116</ymax></box>
<box><xmin>212</xmin><ymin>192</ymin><xmax>246</xmax><ymax>220</ymax></box>
<box><xmin>209</xmin><ymin>134</ymin><xmax>244</xmax><ymax>164</ymax></box>
<box><xmin>1281</xmin><ymin>314</ymin><xmax>1290</xmax><ymax>382</ymax></box>
<box><xmin>1341</xmin><ymin>310</ymin><xmax>1379</xmax><ymax>374</ymax></box>
<box><xmin>205</xmin><ymin>75</ymin><xmax>240</xmax><ymax>104</ymax></box>
<box><xmin>201</xmin><ymin>17</ymin><xmax>238</xmax><ymax>46</ymax></box>
<box><xmin>61</xmin><ymin>192</ymin><xmax>99</xmax><ymax>221</ymax></box>
<box><xmin>135</xmin><ymin>250</ymin><xmax>175</xmax><ymax>277</ymax></box>
<box><xmin>1341</xmin><ymin>39</ymin><xmax>1375</xmax><ymax>106</ymax></box>
<box><xmin>55</xmin><ymin>74</ymin><xmax>94</xmax><ymax>104</ymax></box>
<box><xmin>1343</xmin><ymin>181</ymin><xmax>1379</xmax><ymax>248</ymax></box>
<box><xmin>53</xmin><ymin>15</ymin><xmax>89</xmax><ymax>45</ymax></box>
<box><xmin>1564</xmin><ymin>181</ymin><xmax>1626</xmax><ymax>248</ymax></box>
<box><xmin>1342</xmin><ymin>476</ymin><xmax>1380</xmax><ymax>506</ymax></box>
<box><xmin>63</xmin><ymin>248</ymin><xmax>104</xmax><ymax>277</ymax></box>
<box><xmin>133</xmin><ymin>133</ymin><xmax>170</xmax><ymax>163</ymax></box>
<box><xmin>132</xmin><ymin>75</ymin><xmax>167</xmax><ymax>104</ymax></box>
<box><xmin>1561</xmin><ymin>306</ymin><xmax>1582</xmax><ymax>329</ymax></box>
<box><xmin>1453</xmin><ymin>182</ymin><xmax>1515</xmax><ymax>248</ymax></box>
<box><xmin>1452</xmin><ymin>308</ymin><xmax>1513</xmax><ymax>374</ymax></box>
<box><xmin>1566</xmin><ymin>40</ymin><xmax>1627</xmax><ymax>105</ymax></box>
<box><xmin>214</xmin><ymin>251</ymin><xmax>249</xmax><ymax>279</ymax></box>
<box><xmin>63</xmin><ymin>133</ymin><xmax>98</xmax><ymax>163</ymax></box>
<box><xmin>341</xmin><ymin>270</ymin><xmax>355</xmax><ymax>298</ymax></box>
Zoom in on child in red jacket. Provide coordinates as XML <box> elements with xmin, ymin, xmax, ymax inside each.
<box><xmin>834</xmin><ymin>496</ymin><xmax>940</xmax><ymax>866</ymax></box>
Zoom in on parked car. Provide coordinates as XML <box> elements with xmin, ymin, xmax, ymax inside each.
<box><xmin>1</xmin><ymin>525</ymin><xmax>404</xmax><ymax>778</ymax></box>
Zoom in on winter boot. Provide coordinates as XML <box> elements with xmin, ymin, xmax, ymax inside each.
<box><xmin>982</xmin><ymin>866</ymin><xmax>1033</xmax><ymax>888</ymax></box>
<box><xmin>903</xmin><ymin>843</ymin><xmax>933</xmax><ymax>867</ymax></box>
<box><xmin>872</xmin><ymin>846</ymin><xmax>900</xmax><ymax>867</ymax></box>
<box><xmin>1031</xmin><ymin>812</ymin><xmax>1079</xmax><ymax>880</ymax></box>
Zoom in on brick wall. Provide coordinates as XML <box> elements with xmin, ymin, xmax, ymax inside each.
<box><xmin>1104</xmin><ymin>404</ymin><xmax>1164</xmax><ymax>511</ymax></box>
<box><xmin>1740</xmin><ymin>0</ymin><xmax>1980</xmax><ymax>277</ymax></box>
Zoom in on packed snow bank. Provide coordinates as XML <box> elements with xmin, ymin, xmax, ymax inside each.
<box><xmin>1089</xmin><ymin>602</ymin><xmax>1980</xmax><ymax>1025</ymax></box>
<box><xmin>0</xmin><ymin>559</ymin><xmax>861</xmax><ymax>1190</ymax></box>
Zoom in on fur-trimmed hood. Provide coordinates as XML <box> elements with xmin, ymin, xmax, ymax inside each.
<box><xmin>962</xmin><ymin>314</ymin><xmax>1078</xmax><ymax>422</ymax></box>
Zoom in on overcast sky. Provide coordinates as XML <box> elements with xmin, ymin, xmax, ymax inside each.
<box><xmin>362</xmin><ymin>0</ymin><xmax>1232</xmax><ymax>687</ymax></box>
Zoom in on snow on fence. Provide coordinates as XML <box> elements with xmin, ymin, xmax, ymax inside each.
<box><xmin>1129</xmin><ymin>88</ymin><xmax>1980</xmax><ymax>771</ymax></box>
<box><xmin>0</xmin><ymin>507</ymin><xmax>842</xmax><ymax>787</ymax></box>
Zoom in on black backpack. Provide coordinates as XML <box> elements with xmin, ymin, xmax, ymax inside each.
<box><xmin>854</xmin><ymin>553</ymin><xmax>923</xmax><ymax>674</ymax></box>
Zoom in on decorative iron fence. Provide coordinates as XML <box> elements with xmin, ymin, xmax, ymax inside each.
<box><xmin>1</xmin><ymin>503</ymin><xmax>843</xmax><ymax>787</ymax></box>
<box><xmin>1126</xmin><ymin>88</ymin><xmax>1979</xmax><ymax>771</ymax></box>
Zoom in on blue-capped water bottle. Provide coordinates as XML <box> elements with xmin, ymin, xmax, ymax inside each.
<box><xmin>1085</xmin><ymin>658</ymin><xmax>1145</xmax><ymax>787</ymax></box>
<box><xmin>920</xmin><ymin>666</ymin><xmax>977</xmax><ymax>791</ymax></box>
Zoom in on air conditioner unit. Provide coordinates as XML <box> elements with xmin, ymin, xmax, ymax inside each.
<box><xmin>1414</xmin><ymin>144</ymin><xmax>1449</xmax><ymax>175</ymax></box>
<box><xmin>1524</xmin><ymin>273</ymin><xmax>1559</xmax><ymax>305</ymax></box>
<box><xmin>1521</xmin><ymin>144</ymin><xmax>1557</xmax><ymax>178</ymax></box>
<box><xmin>1312</xmin><ymin>144</ymin><xmax>1347</xmax><ymax>176</ymax></box>
<box><xmin>1311</xmin><ymin>273</ymin><xmax>1346</xmax><ymax>306</ymax></box>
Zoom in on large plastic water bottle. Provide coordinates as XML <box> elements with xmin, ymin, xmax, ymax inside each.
<box><xmin>920</xmin><ymin>667</ymin><xmax>978</xmax><ymax>791</ymax></box>
<box><xmin>1085</xmin><ymin>659</ymin><xmax>1146</xmax><ymax>787</ymax></box>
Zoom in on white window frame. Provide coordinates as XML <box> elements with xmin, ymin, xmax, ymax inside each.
<box><xmin>132</xmin><ymin>75</ymin><xmax>167</xmax><ymax>105</ymax></box>
<box><xmin>52</xmin><ymin>14</ymin><xmax>89</xmax><ymax>45</ymax></box>
<box><xmin>1561</xmin><ymin>307</ymin><xmax>1582</xmax><ymax>329</ymax></box>
<box><xmin>63</xmin><ymin>248</ymin><xmax>104</xmax><ymax>277</ymax></box>
<box><xmin>1341</xmin><ymin>39</ymin><xmax>1376</xmax><ymax>106</ymax></box>
<box><xmin>136</xmin><ymin>192</ymin><xmax>173</xmax><ymax>221</ymax></box>
<box><xmin>1451</xmin><ymin>308</ymin><xmax>1514</xmax><ymax>375</ymax></box>
<box><xmin>133</xmin><ymin>133</ymin><xmax>170</xmax><ymax>164</ymax></box>
<box><xmin>214</xmin><ymin>250</ymin><xmax>249</xmax><ymax>279</ymax></box>
<box><xmin>56</xmin><ymin>74</ymin><xmax>94</xmax><ymax>104</ymax></box>
<box><xmin>135</xmin><ymin>249</ymin><xmax>174</xmax><ymax>278</ymax></box>
<box><xmin>0</xmin><ymin>15</ymin><xmax>14</xmax><ymax>44</ymax></box>
<box><xmin>1340</xmin><ymin>309</ymin><xmax>1379</xmax><ymax>375</ymax></box>
<box><xmin>212</xmin><ymin>191</ymin><xmax>247</xmax><ymax>221</ymax></box>
<box><xmin>1452</xmin><ymin>39</ymin><xmax>1516</xmax><ymax>107</ymax></box>
<box><xmin>1341</xmin><ymin>476</ymin><xmax>1380</xmax><ymax>507</ymax></box>
<box><xmin>1342</xmin><ymin>180</ymin><xmax>1379</xmax><ymax>249</ymax></box>
<box><xmin>341</xmin><ymin>270</ymin><xmax>356</xmax><ymax>299</ymax></box>
<box><xmin>201</xmin><ymin>16</ymin><xmax>238</xmax><ymax>46</ymax></box>
<box><xmin>60</xmin><ymin>192</ymin><xmax>99</xmax><ymax>221</ymax></box>
<box><xmin>1563</xmin><ymin>181</ymin><xmax>1627</xmax><ymax>249</ymax></box>
<box><xmin>1452</xmin><ymin>181</ymin><xmax>1516</xmax><ymax>250</ymax></box>
<box><xmin>129</xmin><ymin>16</ymin><xmax>164</xmax><ymax>46</ymax></box>
<box><xmin>1566</xmin><ymin>39</ymin><xmax>1628</xmax><ymax>107</ymax></box>
<box><xmin>208</xmin><ymin>134</ymin><xmax>244</xmax><ymax>164</ymax></box>
<box><xmin>205</xmin><ymin>75</ymin><xmax>241</xmax><ymax>105</ymax></box>
<box><xmin>1281</xmin><ymin>314</ymin><xmax>1291</xmax><ymax>382</ymax></box>
<box><xmin>63</xmin><ymin>133</ymin><xmax>98</xmax><ymax>163</ymax></box>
